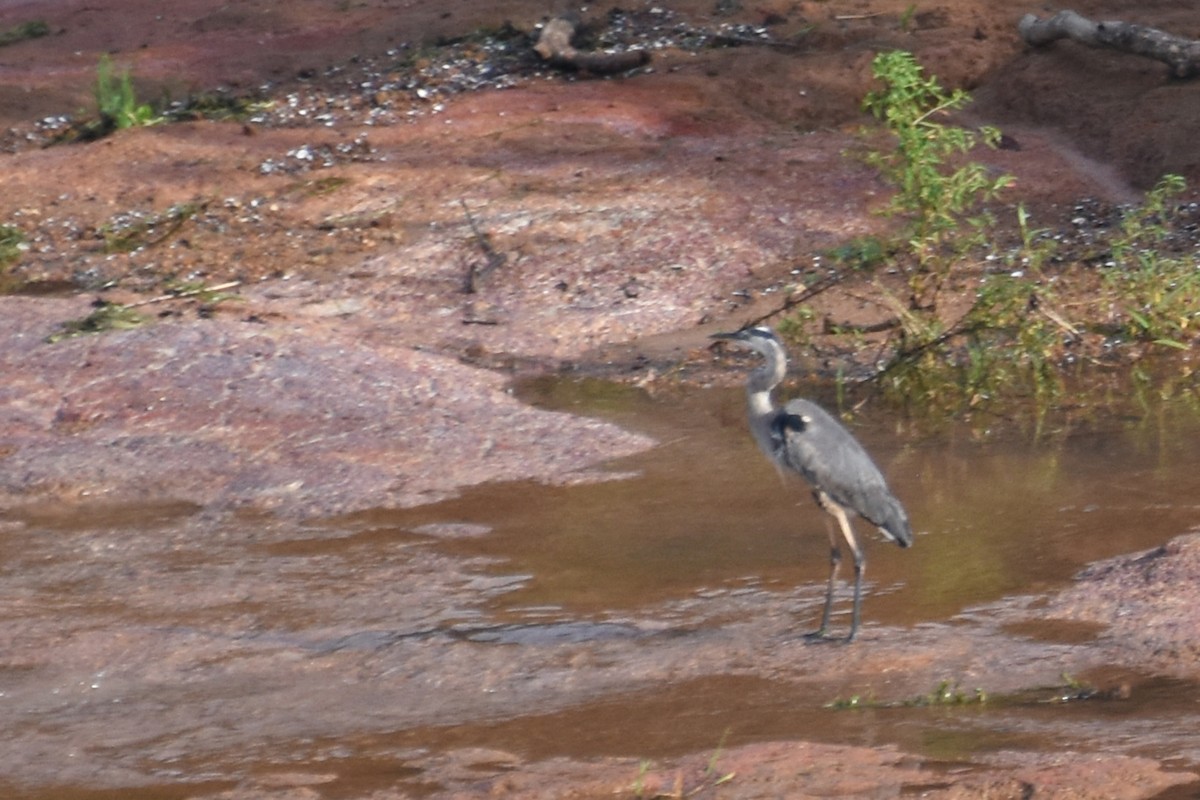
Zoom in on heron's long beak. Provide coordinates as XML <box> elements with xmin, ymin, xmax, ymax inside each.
<box><xmin>709</xmin><ymin>330</ymin><xmax>741</xmax><ymax>342</ymax></box>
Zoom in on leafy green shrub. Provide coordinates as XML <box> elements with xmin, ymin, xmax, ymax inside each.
<box><xmin>46</xmin><ymin>302</ymin><xmax>146</xmax><ymax>343</ymax></box>
<box><xmin>853</xmin><ymin>51</ymin><xmax>1062</xmax><ymax>412</ymax></box>
<box><xmin>0</xmin><ymin>224</ymin><xmax>27</xmax><ymax>292</ymax></box>
<box><xmin>94</xmin><ymin>55</ymin><xmax>158</xmax><ymax>131</ymax></box>
<box><xmin>862</xmin><ymin>50</ymin><xmax>1013</xmax><ymax>311</ymax></box>
<box><xmin>1100</xmin><ymin>174</ymin><xmax>1197</xmax><ymax>348</ymax></box>
<box><xmin>784</xmin><ymin>53</ymin><xmax>1200</xmax><ymax>421</ymax></box>
<box><xmin>0</xmin><ymin>20</ymin><xmax>49</xmax><ymax>47</ymax></box>
<box><xmin>0</xmin><ymin>224</ymin><xmax>25</xmax><ymax>268</ymax></box>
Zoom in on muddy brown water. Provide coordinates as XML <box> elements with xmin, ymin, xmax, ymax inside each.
<box><xmin>4</xmin><ymin>379</ymin><xmax>1200</xmax><ymax>798</ymax></box>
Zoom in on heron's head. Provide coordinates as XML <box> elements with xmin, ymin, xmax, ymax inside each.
<box><xmin>709</xmin><ymin>326</ymin><xmax>783</xmax><ymax>358</ymax></box>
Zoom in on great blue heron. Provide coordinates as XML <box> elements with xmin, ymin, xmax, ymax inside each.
<box><xmin>711</xmin><ymin>326</ymin><xmax>912</xmax><ymax>642</ymax></box>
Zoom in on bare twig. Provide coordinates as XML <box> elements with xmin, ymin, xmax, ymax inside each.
<box><xmin>742</xmin><ymin>271</ymin><xmax>848</xmax><ymax>329</ymax></box>
<box><xmin>822</xmin><ymin>316</ymin><xmax>901</xmax><ymax>335</ymax></box>
<box><xmin>125</xmin><ymin>280</ymin><xmax>242</xmax><ymax>308</ymax></box>
<box><xmin>1035</xmin><ymin>303</ymin><xmax>1081</xmax><ymax>339</ymax></box>
<box><xmin>459</xmin><ymin>200</ymin><xmax>507</xmax><ymax>294</ymax></box>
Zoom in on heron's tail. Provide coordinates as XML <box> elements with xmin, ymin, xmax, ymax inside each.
<box><xmin>876</xmin><ymin>499</ymin><xmax>913</xmax><ymax>549</ymax></box>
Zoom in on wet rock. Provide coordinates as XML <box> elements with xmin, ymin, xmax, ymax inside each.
<box><xmin>230</xmin><ymin>741</ymin><xmax>1189</xmax><ymax>800</ymax></box>
<box><xmin>0</xmin><ymin>296</ymin><xmax>652</xmax><ymax>516</ymax></box>
<box><xmin>1041</xmin><ymin>531</ymin><xmax>1200</xmax><ymax>679</ymax></box>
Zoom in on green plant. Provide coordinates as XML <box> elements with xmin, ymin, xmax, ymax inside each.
<box><xmin>44</xmin><ymin>278</ymin><xmax>240</xmax><ymax>342</ymax></box>
<box><xmin>969</xmin><ymin>274</ymin><xmax>1062</xmax><ymax>400</ymax></box>
<box><xmin>1100</xmin><ymin>174</ymin><xmax>1198</xmax><ymax>347</ymax></box>
<box><xmin>627</xmin><ymin>732</ymin><xmax>736</xmax><ymax>798</ymax></box>
<box><xmin>1110</xmin><ymin>174</ymin><xmax>1185</xmax><ymax>263</ymax></box>
<box><xmin>774</xmin><ymin>54</ymin><xmax>1200</xmax><ymax>420</ymax></box>
<box><xmin>631</xmin><ymin>759</ymin><xmax>652</xmax><ymax>798</ymax></box>
<box><xmin>1010</xmin><ymin>202</ymin><xmax>1058</xmax><ymax>272</ymax></box>
<box><xmin>826</xmin><ymin>675</ymin><xmax>1132</xmax><ymax>711</ymax></box>
<box><xmin>867</xmin><ymin>230</ymin><xmax>1069</xmax><ymax>418</ymax></box>
<box><xmin>794</xmin><ymin>52</ymin><xmax>1076</xmax><ymax>417</ymax></box>
<box><xmin>162</xmin><ymin>91</ymin><xmax>273</xmax><ymax>123</ymax></box>
<box><xmin>0</xmin><ymin>224</ymin><xmax>25</xmax><ymax>268</ymax></box>
<box><xmin>94</xmin><ymin>55</ymin><xmax>158</xmax><ymax>130</ymax></box>
<box><xmin>827</xmin><ymin>691</ymin><xmax>872</xmax><ymax>710</ymax></box>
<box><xmin>705</xmin><ymin>728</ymin><xmax>736</xmax><ymax>786</ymax></box>
<box><xmin>916</xmin><ymin>679</ymin><xmax>988</xmax><ymax>706</ymax></box>
<box><xmin>862</xmin><ymin>50</ymin><xmax>1013</xmax><ymax>310</ymax></box>
<box><xmin>775</xmin><ymin>304</ymin><xmax>817</xmax><ymax>346</ymax></box>
<box><xmin>828</xmin><ymin>679</ymin><xmax>987</xmax><ymax>709</ymax></box>
<box><xmin>47</xmin><ymin>301</ymin><xmax>147</xmax><ymax>343</ymax></box>
<box><xmin>824</xmin><ymin>234</ymin><xmax>892</xmax><ymax>271</ymax></box>
<box><xmin>0</xmin><ymin>224</ymin><xmax>27</xmax><ymax>293</ymax></box>
<box><xmin>0</xmin><ymin>20</ymin><xmax>49</xmax><ymax>47</ymax></box>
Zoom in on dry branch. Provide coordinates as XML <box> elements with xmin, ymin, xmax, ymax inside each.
<box><xmin>1019</xmin><ymin>10</ymin><xmax>1200</xmax><ymax>78</ymax></box>
<box><xmin>534</xmin><ymin>16</ymin><xmax>651</xmax><ymax>75</ymax></box>
<box><xmin>458</xmin><ymin>200</ymin><xmax>506</xmax><ymax>294</ymax></box>
<box><xmin>125</xmin><ymin>281</ymin><xmax>242</xmax><ymax>308</ymax></box>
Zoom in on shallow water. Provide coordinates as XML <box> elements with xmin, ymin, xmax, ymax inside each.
<box><xmin>435</xmin><ymin>377</ymin><xmax>1200</xmax><ymax>627</ymax></box>
<box><xmin>4</xmin><ymin>379</ymin><xmax>1200</xmax><ymax>797</ymax></box>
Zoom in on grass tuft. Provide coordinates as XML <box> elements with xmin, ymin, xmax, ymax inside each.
<box><xmin>0</xmin><ymin>20</ymin><xmax>50</xmax><ymax>48</ymax></box>
<box><xmin>46</xmin><ymin>302</ymin><xmax>146</xmax><ymax>343</ymax></box>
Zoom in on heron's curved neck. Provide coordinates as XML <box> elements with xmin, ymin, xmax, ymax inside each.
<box><xmin>745</xmin><ymin>346</ymin><xmax>786</xmax><ymax>417</ymax></box>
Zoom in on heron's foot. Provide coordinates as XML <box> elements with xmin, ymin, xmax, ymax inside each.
<box><xmin>803</xmin><ymin>627</ymin><xmax>855</xmax><ymax>644</ymax></box>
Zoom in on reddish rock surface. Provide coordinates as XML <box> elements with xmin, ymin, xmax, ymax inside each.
<box><xmin>1043</xmin><ymin>531</ymin><xmax>1200</xmax><ymax>678</ymax></box>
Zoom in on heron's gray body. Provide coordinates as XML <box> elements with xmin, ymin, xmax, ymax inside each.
<box><xmin>769</xmin><ymin>398</ymin><xmax>911</xmax><ymax>546</ymax></box>
<box><xmin>712</xmin><ymin>325</ymin><xmax>912</xmax><ymax>641</ymax></box>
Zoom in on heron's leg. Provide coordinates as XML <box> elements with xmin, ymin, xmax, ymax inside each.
<box><xmin>804</xmin><ymin>523</ymin><xmax>841</xmax><ymax>640</ymax></box>
<box><xmin>810</xmin><ymin>492</ymin><xmax>866</xmax><ymax>643</ymax></box>
<box><xmin>831</xmin><ymin>505</ymin><xmax>866</xmax><ymax>643</ymax></box>
<box><xmin>804</xmin><ymin>491</ymin><xmax>844</xmax><ymax>641</ymax></box>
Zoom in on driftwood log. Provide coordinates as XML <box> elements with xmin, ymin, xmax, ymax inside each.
<box><xmin>534</xmin><ymin>16</ymin><xmax>651</xmax><ymax>75</ymax></box>
<box><xmin>1019</xmin><ymin>10</ymin><xmax>1200</xmax><ymax>78</ymax></box>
